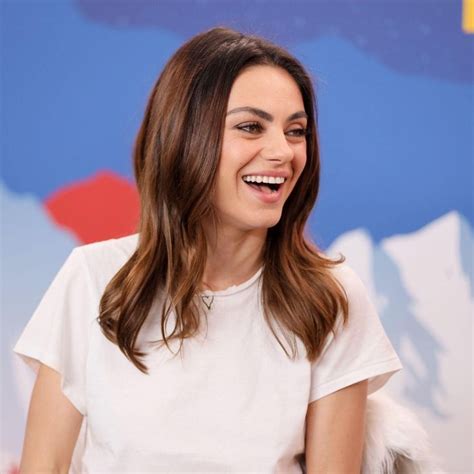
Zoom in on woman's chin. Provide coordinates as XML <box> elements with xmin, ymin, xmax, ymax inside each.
<box><xmin>214</xmin><ymin>208</ymin><xmax>283</xmax><ymax>233</ymax></box>
<box><xmin>247</xmin><ymin>212</ymin><xmax>283</xmax><ymax>230</ymax></box>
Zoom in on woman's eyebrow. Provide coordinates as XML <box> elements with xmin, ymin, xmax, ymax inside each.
<box><xmin>226</xmin><ymin>106</ymin><xmax>308</xmax><ymax>122</ymax></box>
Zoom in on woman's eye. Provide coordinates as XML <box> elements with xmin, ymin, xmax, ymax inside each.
<box><xmin>286</xmin><ymin>128</ymin><xmax>308</xmax><ymax>137</ymax></box>
<box><xmin>237</xmin><ymin>122</ymin><xmax>263</xmax><ymax>134</ymax></box>
<box><xmin>236</xmin><ymin>123</ymin><xmax>308</xmax><ymax>137</ymax></box>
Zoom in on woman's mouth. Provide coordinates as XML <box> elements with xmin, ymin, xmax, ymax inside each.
<box><xmin>241</xmin><ymin>175</ymin><xmax>287</xmax><ymax>203</ymax></box>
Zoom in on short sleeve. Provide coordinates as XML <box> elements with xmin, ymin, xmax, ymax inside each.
<box><xmin>309</xmin><ymin>263</ymin><xmax>403</xmax><ymax>403</ymax></box>
<box><xmin>13</xmin><ymin>247</ymin><xmax>95</xmax><ymax>415</ymax></box>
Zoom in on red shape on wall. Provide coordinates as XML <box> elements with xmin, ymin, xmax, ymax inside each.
<box><xmin>44</xmin><ymin>171</ymin><xmax>140</xmax><ymax>244</ymax></box>
<box><xmin>7</xmin><ymin>464</ymin><xmax>19</xmax><ymax>474</ymax></box>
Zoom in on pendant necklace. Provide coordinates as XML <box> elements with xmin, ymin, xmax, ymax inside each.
<box><xmin>201</xmin><ymin>295</ymin><xmax>214</xmax><ymax>310</ymax></box>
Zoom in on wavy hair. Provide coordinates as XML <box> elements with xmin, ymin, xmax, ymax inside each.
<box><xmin>98</xmin><ymin>26</ymin><xmax>349</xmax><ymax>373</ymax></box>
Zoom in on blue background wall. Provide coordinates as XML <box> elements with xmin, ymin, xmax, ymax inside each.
<box><xmin>1</xmin><ymin>1</ymin><xmax>472</xmax><ymax>471</ymax></box>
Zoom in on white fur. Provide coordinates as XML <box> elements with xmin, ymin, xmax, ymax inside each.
<box><xmin>362</xmin><ymin>392</ymin><xmax>445</xmax><ymax>473</ymax></box>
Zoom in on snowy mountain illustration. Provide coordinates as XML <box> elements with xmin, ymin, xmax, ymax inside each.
<box><xmin>327</xmin><ymin>210</ymin><xmax>473</xmax><ymax>472</ymax></box>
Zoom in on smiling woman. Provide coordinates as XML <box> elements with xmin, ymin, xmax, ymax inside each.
<box><xmin>13</xmin><ymin>26</ymin><xmax>402</xmax><ymax>473</ymax></box>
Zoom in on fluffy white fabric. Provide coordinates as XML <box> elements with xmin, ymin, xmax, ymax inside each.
<box><xmin>362</xmin><ymin>392</ymin><xmax>445</xmax><ymax>474</ymax></box>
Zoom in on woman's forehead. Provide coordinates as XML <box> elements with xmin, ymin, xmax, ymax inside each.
<box><xmin>227</xmin><ymin>65</ymin><xmax>304</xmax><ymax>114</ymax></box>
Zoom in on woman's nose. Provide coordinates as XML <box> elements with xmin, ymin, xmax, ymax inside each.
<box><xmin>261</xmin><ymin>130</ymin><xmax>294</xmax><ymax>163</ymax></box>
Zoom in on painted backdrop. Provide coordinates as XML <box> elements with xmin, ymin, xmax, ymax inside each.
<box><xmin>1</xmin><ymin>1</ymin><xmax>473</xmax><ymax>472</ymax></box>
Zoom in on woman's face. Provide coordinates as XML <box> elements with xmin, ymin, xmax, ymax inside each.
<box><xmin>213</xmin><ymin>65</ymin><xmax>308</xmax><ymax>233</ymax></box>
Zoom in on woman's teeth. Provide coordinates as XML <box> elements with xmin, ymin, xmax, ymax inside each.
<box><xmin>242</xmin><ymin>175</ymin><xmax>286</xmax><ymax>194</ymax></box>
<box><xmin>242</xmin><ymin>175</ymin><xmax>286</xmax><ymax>184</ymax></box>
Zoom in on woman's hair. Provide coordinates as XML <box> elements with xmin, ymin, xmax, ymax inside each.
<box><xmin>98</xmin><ymin>26</ymin><xmax>349</xmax><ymax>373</ymax></box>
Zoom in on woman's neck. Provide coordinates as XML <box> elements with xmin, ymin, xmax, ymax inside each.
<box><xmin>202</xmin><ymin>223</ymin><xmax>266</xmax><ymax>292</ymax></box>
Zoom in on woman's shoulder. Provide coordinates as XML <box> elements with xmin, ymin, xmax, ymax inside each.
<box><xmin>325</xmin><ymin>258</ymin><xmax>375</xmax><ymax>310</ymax></box>
<box><xmin>327</xmin><ymin>258</ymin><xmax>364</xmax><ymax>288</ymax></box>
<box><xmin>73</xmin><ymin>233</ymin><xmax>139</xmax><ymax>294</ymax></box>
<box><xmin>76</xmin><ymin>232</ymin><xmax>139</xmax><ymax>260</ymax></box>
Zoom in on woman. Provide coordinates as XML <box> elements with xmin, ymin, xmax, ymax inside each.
<box><xmin>14</xmin><ymin>27</ymin><xmax>402</xmax><ymax>472</ymax></box>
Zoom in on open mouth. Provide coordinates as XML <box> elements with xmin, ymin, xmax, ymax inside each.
<box><xmin>242</xmin><ymin>175</ymin><xmax>286</xmax><ymax>194</ymax></box>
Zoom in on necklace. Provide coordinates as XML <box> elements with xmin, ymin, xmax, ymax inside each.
<box><xmin>201</xmin><ymin>295</ymin><xmax>214</xmax><ymax>310</ymax></box>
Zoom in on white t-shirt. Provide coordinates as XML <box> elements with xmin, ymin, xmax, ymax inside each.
<box><xmin>13</xmin><ymin>234</ymin><xmax>402</xmax><ymax>473</ymax></box>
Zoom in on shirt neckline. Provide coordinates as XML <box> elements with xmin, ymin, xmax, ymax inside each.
<box><xmin>200</xmin><ymin>266</ymin><xmax>263</xmax><ymax>297</ymax></box>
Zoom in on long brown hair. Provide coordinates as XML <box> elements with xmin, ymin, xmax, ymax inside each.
<box><xmin>98</xmin><ymin>26</ymin><xmax>349</xmax><ymax>373</ymax></box>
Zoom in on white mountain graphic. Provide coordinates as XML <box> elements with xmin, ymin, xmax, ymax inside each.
<box><xmin>327</xmin><ymin>210</ymin><xmax>473</xmax><ymax>473</ymax></box>
<box><xmin>0</xmin><ymin>181</ymin><xmax>78</xmax><ymax>470</ymax></box>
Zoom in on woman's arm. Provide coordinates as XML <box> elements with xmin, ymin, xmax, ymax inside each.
<box><xmin>19</xmin><ymin>363</ymin><xmax>83</xmax><ymax>473</ymax></box>
<box><xmin>305</xmin><ymin>379</ymin><xmax>368</xmax><ymax>474</ymax></box>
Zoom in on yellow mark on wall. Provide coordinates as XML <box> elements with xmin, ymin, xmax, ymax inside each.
<box><xmin>463</xmin><ymin>0</ymin><xmax>474</xmax><ymax>33</ymax></box>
